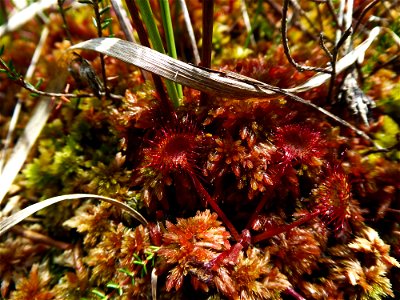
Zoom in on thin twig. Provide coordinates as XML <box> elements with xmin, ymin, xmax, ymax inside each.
<box><xmin>0</xmin><ymin>72</ymin><xmax>69</xmax><ymax>204</ymax></box>
<box><xmin>319</xmin><ymin>33</ymin><xmax>333</xmax><ymax>60</ymax></box>
<box><xmin>369</xmin><ymin>54</ymin><xmax>400</xmax><ymax>76</ymax></box>
<box><xmin>342</xmin><ymin>0</ymin><xmax>354</xmax><ymax>53</ymax></box>
<box><xmin>382</xmin><ymin>0</ymin><xmax>399</xmax><ymax>21</ymax></box>
<box><xmin>0</xmin><ymin>65</ymin><xmax>121</xmax><ymax>99</ymax></box>
<box><xmin>362</xmin><ymin>136</ymin><xmax>400</xmax><ymax>155</ymax></box>
<box><xmin>336</xmin><ymin>0</ymin><xmax>346</xmax><ymax>43</ymax></box>
<box><xmin>265</xmin><ymin>0</ymin><xmax>282</xmax><ymax>16</ymax></box>
<box><xmin>282</xmin><ymin>0</ymin><xmax>332</xmax><ymax>73</ymax></box>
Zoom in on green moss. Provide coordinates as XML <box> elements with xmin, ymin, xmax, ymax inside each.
<box><xmin>377</xmin><ymin>83</ymin><xmax>400</xmax><ymax>121</ymax></box>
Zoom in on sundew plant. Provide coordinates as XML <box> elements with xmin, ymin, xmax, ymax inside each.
<box><xmin>1</xmin><ymin>0</ymin><xmax>400</xmax><ymax>299</ymax></box>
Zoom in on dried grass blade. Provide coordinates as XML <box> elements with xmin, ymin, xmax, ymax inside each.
<box><xmin>70</xmin><ymin>26</ymin><xmax>384</xmax><ymax>99</ymax></box>
<box><xmin>0</xmin><ymin>97</ymin><xmax>54</xmax><ymax>205</ymax></box>
<box><xmin>69</xmin><ymin>38</ymin><xmax>279</xmax><ymax>99</ymax></box>
<box><xmin>0</xmin><ymin>52</ymin><xmax>68</xmax><ymax>204</ymax></box>
<box><xmin>111</xmin><ymin>0</ymin><xmax>135</xmax><ymax>42</ymax></box>
<box><xmin>0</xmin><ymin>193</ymin><xmax>148</xmax><ymax>236</ymax></box>
<box><xmin>151</xmin><ymin>267</ymin><xmax>158</xmax><ymax>300</ymax></box>
<box><xmin>0</xmin><ymin>0</ymin><xmax>57</xmax><ymax>36</ymax></box>
<box><xmin>0</xmin><ymin>26</ymin><xmax>49</xmax><ymax>173</ymax></box>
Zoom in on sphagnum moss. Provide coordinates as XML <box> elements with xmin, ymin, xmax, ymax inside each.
<box><xmin>0</xmin><ymin>1</ymin><xmax>400</xmax><ymax>300</ymax></box>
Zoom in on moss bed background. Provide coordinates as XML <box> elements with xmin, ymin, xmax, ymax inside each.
<box><xmin>1</xmin><ymin>1</ymin><xmax>400</xmax><ymax>299</ymax></box>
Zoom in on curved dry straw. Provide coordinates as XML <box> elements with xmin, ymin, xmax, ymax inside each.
<box><xmin>0</xmin><ymin>193</ymin><xmax>148</xmax><ymax>237</ymax></box>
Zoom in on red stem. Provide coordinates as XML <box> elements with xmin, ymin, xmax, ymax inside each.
<box><xmin>246</xmin><ymin>191</ymin><xmax>270</xmax><ymax>229</ymax></box>
<box><xmin>190</xmin><ymin>175</ymin><xmax>241</xmax><ymax>242</ymax></box>
<box><xmin>252</xmin><ymin>210</ymin><xmax>320</xmax><ymax>243</ymax></box>
<box><xmin>284</xmin><ymin>287</ymin><xmax>307</xmax><ymax>300</ymax></box>
<box><xmin>246</xmin><ymin>163</ymin><xmax>289</xmax><ymax>229</ymax></box>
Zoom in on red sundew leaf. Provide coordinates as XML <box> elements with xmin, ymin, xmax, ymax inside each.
<box><xmin>274</xmin><ymin>123</ymin><xmax>327</xmax><ymax>165</ymax></box>
<box><xmin>314</xmin><ymin>165</ymin><xmax>352</xmax><ymax>233</ymax></box>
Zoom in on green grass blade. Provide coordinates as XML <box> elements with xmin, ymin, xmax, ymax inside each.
<box><xmin>159</xmin><ymin>0</ymin><xmax>182</xmax><ymax>98</ymax></box>
<box><xmin>136</xmin><ymin>0</ymin><xmax>180</xmax><ymax>107</ymax></box>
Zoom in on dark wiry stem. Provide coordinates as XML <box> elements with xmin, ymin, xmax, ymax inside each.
<box><xmin>199</xmin><ymin>0</ymin><xmax>214</xmax><ymax>106</ymax></box>
<box><xmin>92</xmin><ymin>0</ymin><xmax>109</xmax><ymax>98</ymax></box>
<box><xmin>179</xmin><ymin>0</ymin><xmax>200</xmax><ymax>65</ymax></box>
<box><xmin>282</xmin><ymin>0</ymin><xmax>332</xmax><ymax>73</ymax></box>
<box><xmin>200</xmin><ymin>0</ymin><xmax>214</xmax><ymax>68</ymax></box>
<box><xmin>190</xmin><ymin>174</ymin><xmax>241</xmax><ymax>242</ymax></box>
